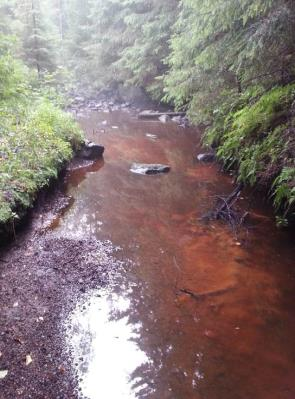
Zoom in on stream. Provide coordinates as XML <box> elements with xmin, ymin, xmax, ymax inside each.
<box><xmin>53</xmin><ymin>109</ymin><xmax>295</xmax><ymax>398</ymax></box>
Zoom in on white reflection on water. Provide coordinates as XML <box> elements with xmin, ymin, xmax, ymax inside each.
<box><xmin>67</xmin><ymin>291</ymin><xmax>149</xmax><ymax>399</ymax></box>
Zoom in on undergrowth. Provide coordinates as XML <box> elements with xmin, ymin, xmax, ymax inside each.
<box><xmin>0</xmin><ymin>101</ymin><xmax>83</xmax><ymax>224</ymax></box>
<box><xmin>204</xmin><ymin>84</ymin><xmax>295</xmax><ymax>225</ymax></box>
<box><xmin>0</xmin><ymin>36</ymin><xmax>83</xmax><ymax>226</ymax></box>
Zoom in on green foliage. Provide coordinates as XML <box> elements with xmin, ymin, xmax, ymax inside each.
<box><xmin>273</xmin><ymin>168</ymin><xmax>295</xmax><ymax>216</ymax></box>
<box><xmin>204</xmin><ymin>84</ymin><xmax>295</xmax><ymax>220</ymax></box>
<box><xmin>216</xmin><ymin>85</ymin><xmax>295</xmax><ymax>164</ymax></box>
<box><xmin>0</xmin><ymin>32</ymin><xmax>83</xmax><ymax>225</ymax></box>
<box><xmin>165</xmin><ymin>5</ymin><xmax>294</xmax><ymax>121</ymax></box>
<box><xmin>56</xmin><ymin>0</ymin><xmax>178</xmax><ymax>96</ymax></box>
<box><xmin>0</xmin><ymin>100</ymin><xmax>83</xmax><ymax>224</ymax></box>
<box><xmin>1</xmin><ymin>0</ymin><xmax>295</xmax><ymax>224</ymax></box>
<box><xmin>113</xmin><ymin>0</ymin><xmax>178</xmax><ymax>99</ymax></box>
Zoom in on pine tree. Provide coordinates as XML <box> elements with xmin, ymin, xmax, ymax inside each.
<box><xmin>163</xmin><ymin>0</ymin><xmax>295</xmax><ymax>122</ymax></box>
<box><xmin>15</xmin><ymin>0</ymin><xmax>56</xmax><ymax>76</ymax></box>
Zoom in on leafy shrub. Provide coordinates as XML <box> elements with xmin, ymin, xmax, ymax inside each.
<box><xmin>0</xmin><ymin>102</ymin><xmax>83</xmax><ymax>224</ymax></box>
<box><xmin>0</xmin><ymin>33</ymin><xmax>84</xmax><ymax>225</ymax></box>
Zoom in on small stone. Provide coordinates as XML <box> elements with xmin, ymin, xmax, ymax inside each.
<box><xmin>25</xmin><ymin>354</ymin><xmax>33</xmax><ymax>366</ymax></box>
<box><xmin>0</xmin><ymin>370</ymin><xmax>8</xmax><ymax>379</ymax></box>
<box><xmin>197</xmin><ymin>153</ymin><xmax>216</xmax><ymax>163</ymax></box>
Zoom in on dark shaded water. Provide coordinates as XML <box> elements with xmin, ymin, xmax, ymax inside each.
<box><xmin>55</xmin><ymin>110</ymin><xmax>295</xmax><ymax>398</ymax></box>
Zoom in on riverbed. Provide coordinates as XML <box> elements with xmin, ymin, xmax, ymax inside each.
<box><xmin>1</xmin><ymin>109</ymin><xmax>295</xmax><ymax>399</ymax></box>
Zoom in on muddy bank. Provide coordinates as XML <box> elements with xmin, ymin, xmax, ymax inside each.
<box><xmin>0</xmin><ymin>229</ymin><xmax>123</xmax><ymax>398</ymax></box>
<box><xmin>0</xmin><ymin>155</ymin><xmax>121</xmax><ymax>398</ymax></box>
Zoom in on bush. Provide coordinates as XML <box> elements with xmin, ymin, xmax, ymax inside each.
<box><xmin>0</xmin><ymin>101</ymin><xmax>83</xmax><ymax>224</ymax></box>
<box><xmin>203</xmin><ymin>84</ymin><xmax>295</xmax><ymax>223</ymax></box>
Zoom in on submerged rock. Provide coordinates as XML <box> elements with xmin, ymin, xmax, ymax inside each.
<box><xmin>78</xmin><ymin>141</ymin><xmax>105</xmax><ymax>160</ymax></box>
<box><xmin>159</xmin><ymin>114</ymin><xmax>171</xmax><ymax>123</ymax></box>
<box><xmin>171</xmin><ymin>115</ymin><xmax>182</xmax><ymax>124</ymax></box>
<box><xmin>197</xmin><ymin>153</ymin><xmax>216</xmax><ymax>163</ymax></box>
<box><xmin>145</xmin><ymin>133</ymin><xmax>158</xmax><ymax>140</ymax></box>
<box><xmin>130</xmin><ymin>163</ymin><xmax>170</xmax><ymax>175</ymax></box>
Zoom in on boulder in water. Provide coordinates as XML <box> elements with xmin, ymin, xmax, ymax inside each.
<box><xmin>78</xmin><ymin>141</ymin><xmax>105</xmax><ymax>160</ymax></box>
<box><xmin>130</xmin><ymin>163</ymin><xmax>170</xmax><ymax>175</ymax></box>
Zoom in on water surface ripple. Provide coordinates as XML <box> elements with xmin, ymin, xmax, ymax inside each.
<box><xmin>56</xmin><ymin>110</ymin><xmax>295</xmax><ymax>399</ymax></box>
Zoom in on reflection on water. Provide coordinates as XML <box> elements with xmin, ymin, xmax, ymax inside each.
<box><xmin>59</xmin><ymin>110</ymin><xmax>295</xmax><ymax>399</ymax></box>
<box><xmin>68</xmin><ymin>290</ymin><xmax>151</xmax><ymax>399</ymax></box>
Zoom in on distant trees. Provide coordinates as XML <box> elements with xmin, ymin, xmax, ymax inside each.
<box><xmin>1</xmin><ymin>0</ymin><xmax>294</xmax><ymax>99</ymax></box>
<box><xmin>55</xmin><ymin>0</ymin><xmax>178</xmax><ymax>96</ymax></box>
<box><xmin>0</xmin><ymin>0</ymin><xmax>56</xmax><ymax>76</ymax></box>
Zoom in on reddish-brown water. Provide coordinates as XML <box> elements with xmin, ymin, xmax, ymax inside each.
<box><xmin>56</xmin><ymin>110</ymin><xmax>295</xmax><ymax>399</ymax></box>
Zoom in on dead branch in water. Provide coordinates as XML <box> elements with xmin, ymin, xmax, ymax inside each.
<box><xmin>214</xmin><ymin>184</ymin><xmax>243</xmax><ymax>217</ymax></box>
<box><xmin>173</xmin><ymin>256</ymin><xmax>182</xmax><ymax>293</ymax></box>
<box><xmin>179</xmin><ymin>286</ymin><xmax>234</xmax><ymax>301</ymax></box>
<box><xmin>203</xmin><ymin>183</ymin><xmax>248</xmax><ymax>234</ymax></box>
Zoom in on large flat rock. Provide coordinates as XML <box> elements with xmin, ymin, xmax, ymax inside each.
<box><xmin>130</xmin><ymin>163</ymin><xmax>171</xmax><ymax>175</ymax></box>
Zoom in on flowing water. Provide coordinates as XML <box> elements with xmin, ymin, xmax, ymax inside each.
<box><xmin>54</xmin><ymin>110</ymin><xmax>295</xmax><ymax>399</ymax></box>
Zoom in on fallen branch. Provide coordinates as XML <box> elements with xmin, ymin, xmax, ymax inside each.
<box><xmin>179</xmin><ymin>286</ymin><xmax>234</xmax><ymax>300</ymax></box>
<box><xmin>214</xmin><ymin>184</ymin><xmax>243</xmax><ymax>218</ymax></box>
<box><xmin>203</xmin><ymin>184</ymin><xmax>247</xmax><ymax>235</ymax></box>
<box><xmin>173</xmin><ymin>256</ymin><xmax>182</xmax><ymax>293</ymax></box>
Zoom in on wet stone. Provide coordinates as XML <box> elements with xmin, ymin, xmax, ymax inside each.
<box><xmin>197</xmin><ymin>153</ymin><xmax>216</xmax><ymax>163</ymax></box>
<box><xmin>130</xmin><ymin>163</ymin><xmax>171</xmax><ymax>175</ymax></box>
<box><xmin>78</xmin><ymin>141</ymin><xmax>105</xmax><ymax>160</ymax></box>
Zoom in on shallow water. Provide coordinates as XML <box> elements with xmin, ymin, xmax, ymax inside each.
<box><xmin>56</xmin><ymin>110</ymin><xmax>295</xmax><ymax>399</ymax></box>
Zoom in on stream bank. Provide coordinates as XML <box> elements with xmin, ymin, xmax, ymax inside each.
<box><xmin>1</xmin><ymin>107</ymin><xmax>295</xmax><ymax>399</ymax></box>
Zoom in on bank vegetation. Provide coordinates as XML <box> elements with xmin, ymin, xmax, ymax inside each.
<box><xmin>0</xmin><ymin>0</ymin><xmax>294</xmax><ymax>225</ymax></box>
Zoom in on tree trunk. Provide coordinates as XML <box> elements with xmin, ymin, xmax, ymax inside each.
<box><xmin>31</xmin><ymin>0</ymin><xmax>40</xmax><ymax>77</ymax></box>
<box><xmin>58</xmin><ymin>0</ymin><xmax>64</xmax><ymax>41</ymax></box>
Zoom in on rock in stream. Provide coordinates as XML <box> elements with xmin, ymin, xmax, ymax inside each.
<box><xmin>78</xmin><ymin>141</ymin><xmax>105</xmax><ymax>160</ymax></box>
<box><xmin>197</xmin><ymin>153</ymin><xmax>216</xmax><ymax>163</ymax></box>
<box><xmin>130</xmin><ymin>163</ymin><xmax>171</xmax><ymax>175</ymax></box>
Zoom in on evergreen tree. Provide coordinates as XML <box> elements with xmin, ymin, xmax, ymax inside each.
<box><xmin>15</xmin><ymin>0</ymin><xmax>56</xmax><ymax>76</ymax></box>
<box><xmin>163</xmin><ymin>0</ymin><xmax>295</xmax><ymax>122</ymax></box>
<box><xmin>114</xmin><ymin>0</ymin><xmax>179</xmax><ymax>99</ymax></box>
